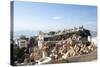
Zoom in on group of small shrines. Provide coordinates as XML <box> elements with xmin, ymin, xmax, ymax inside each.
<box><xmin>21</xmin><ymin>34</ymin><xmax>96</xmax><ymax>65</ymax></box>
<box><xmin>14</xmin><ymin>26</ymin><xmax>97</xmax><ymax>65</ymax></box>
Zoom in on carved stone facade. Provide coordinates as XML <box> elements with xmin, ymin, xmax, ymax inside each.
<box><xmin>38</xmin><ymin>31</ymin><xmax>44</xmax><ymax>49</ymax></box>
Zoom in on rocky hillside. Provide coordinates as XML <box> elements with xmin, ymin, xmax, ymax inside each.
<box><xmin>44</xmin><ymin>28</ymin><xmax>91</xmax><ymax>41</ymax></box>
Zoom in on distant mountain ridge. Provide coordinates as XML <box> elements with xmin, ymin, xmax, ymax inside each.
<box><xmin>14</xmin><ymin>30</ymin><xmax>97</xmax><ymax>39</ymax></box>
<box><xmin>14</xmin><ymin>30</ymin><xmax>49</xmax><ymax>39</ymax></box>
<box><xmin>90</xmin><ymin>31</ymin><xmax>97</xmax><ymax>37</ymax></box>
<box><xmin>14</xmin><ymin>30</ymin><xmax>38</xmax><ymax>39</ymax></box>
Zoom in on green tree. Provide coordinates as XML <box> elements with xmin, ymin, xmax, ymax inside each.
<box><xmin>20</xmin><ymin>35</ymin><xmax>27</xmax><ymax>40</ymax></box>
<box><xmin>48</xmin><ymin>31</ymin><xmax>55</xmax><ymax>35</ymax></box>
<box><xmin>14</xmin><ymin>47</ymin><xmax>25</xmax><ymax>62</ymax></box>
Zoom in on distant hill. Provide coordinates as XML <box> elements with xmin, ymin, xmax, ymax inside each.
<box><xmin>90</xmin><ymin>31</ymin><xmax>97</xmax><ymax>37</ymax></box>
<box><xmin>14</xmin><ymin>30</ymin><xmax>38</xmax><ymax>39</ymax></box>
<box><xmin>14</xmin><ymin>30</ymin><xmax>49</xmax><ymax>39</ymax></box>
<box><xmin>13</xmin><ymin>30</ymin><xmax>97</xmax><ymax>39</ymax></box>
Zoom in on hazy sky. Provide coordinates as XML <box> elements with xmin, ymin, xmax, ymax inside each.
<box><xmin>14</xmin><ymin>1</ymin><xmax>97</xmax><ymax>32</ymax></box>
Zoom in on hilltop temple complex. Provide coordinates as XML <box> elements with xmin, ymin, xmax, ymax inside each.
<box><xmin>13</xmin><ymin>26</ymin><xmax>97</xmax><ymax>65</ymax></box>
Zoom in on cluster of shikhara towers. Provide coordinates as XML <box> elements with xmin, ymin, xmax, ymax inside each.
<box><xmin>15</xmin><ymin>26</ymin><xmax>97</xmax><ymax>65</ymax></box>
<box><xmin>29</xmin><ymin>30</ymin><xmax>97</xmax><ymax>64</ymax></box>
